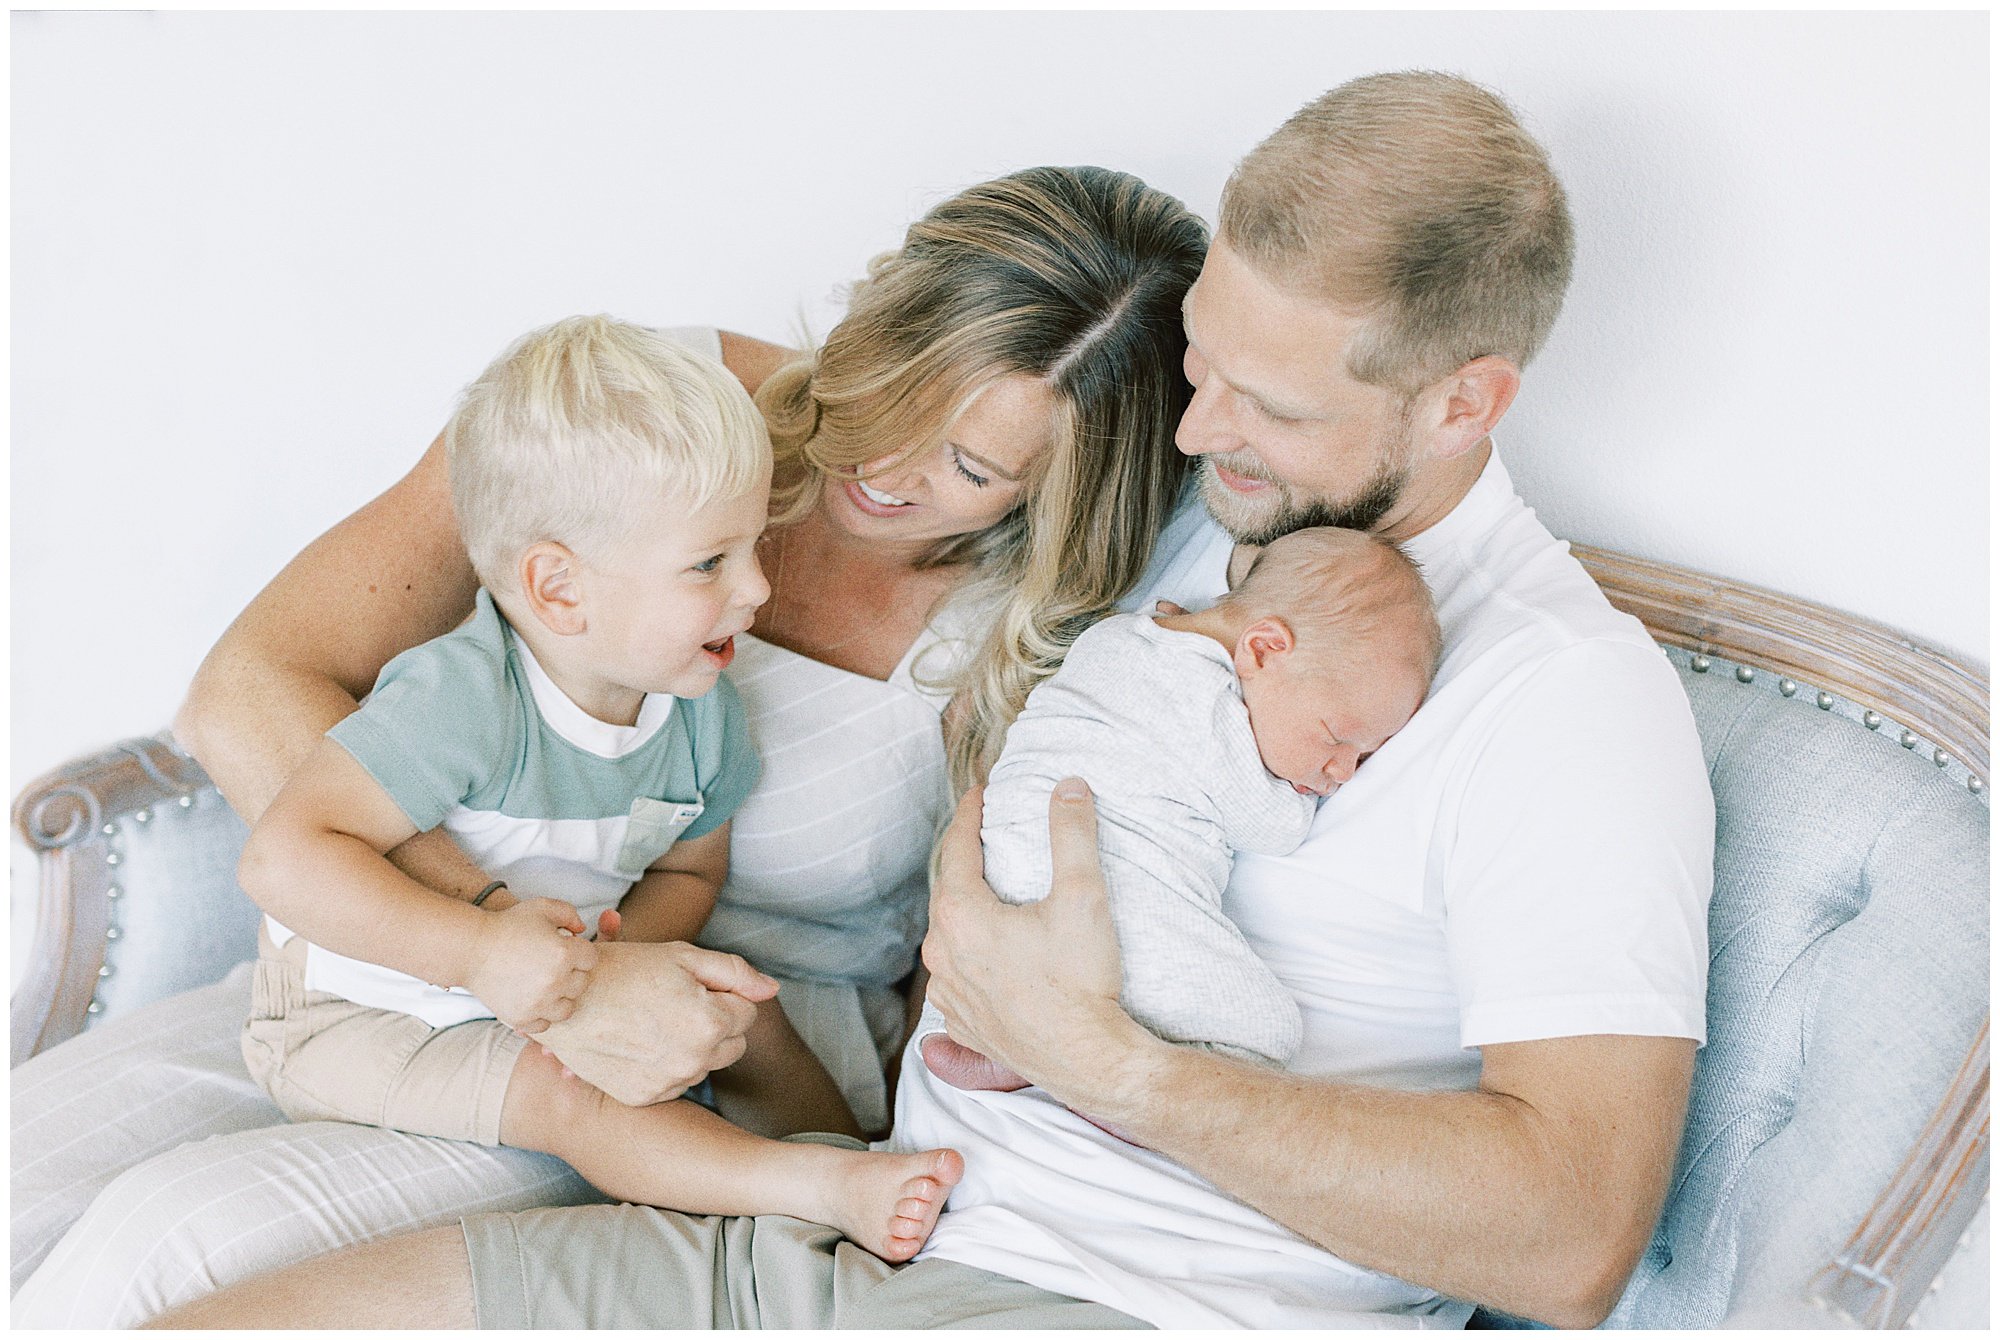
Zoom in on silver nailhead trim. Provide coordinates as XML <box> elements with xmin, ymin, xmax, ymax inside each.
<box><xmin>1779</xmin><ymin>679</ymin><xmax>1799</xmax><ymax>697</ymax></box>
<box><xmin>1971</xmin><ymin>777</ymin><xmax>1985</xmax><ymax>795</ymax></box>
<box><xmin>135</xmin><ymin>808</ymin><xmax>152</xmax><ymax>823</ymax></box>
<box><xmin>1690</xmin><ymin>655</ymin><xmax>1711</xmax><ymax>673</ymax></box>
<box><xmin>105</xmin><ymin>851</ymin><xmax>122</xmax><ymax>866</ymax></box>
<box><xmin>86</xmin><ymin>1000</ymin><xmax>103</xmax><ymax>1015</ymax></box>
<box><xmin>1902</xmin><ymin>730</ymin><xmax>1921</xmax><ymax>749</ymax></box>
<box><xmin>1735</xmin><ymin>665</ymin><xmax>1755</xmax><ymax>683</ymax></box>
<box><xmin>1934</xmin><ymin>749</ymin><xmax>1951</xmax><ymax>768</ymax></box>
<box><xmin>1816</xmin><ymin>692</ymin><xmax>1835</xmax><ymax>710</ymax></box>
<box><xmin>178</xmin><ymin>794</ymin><xmax>195</xmax><ymax>808</ymax></box>
<box><xmin>1863</xmin><ymin>711</ymin><xmax>1883</xmax><ymax>729</ymax></box>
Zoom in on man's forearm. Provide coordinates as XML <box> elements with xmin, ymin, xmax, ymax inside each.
<box><xmin>1046</xmin><ymin>1018</ymin><xmax>1688</xmax><ymax>1328</ymax></box>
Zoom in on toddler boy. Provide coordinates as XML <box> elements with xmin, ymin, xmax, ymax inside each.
<box><xmin>923</xmin><ymin>527</ymin><xmax>1439</xmax><ymax>1087</ymax></box>
<box><xmin>238</xmin><ymin>316</ymin><xmax>960</xmax><ymax>1262</ymax></box>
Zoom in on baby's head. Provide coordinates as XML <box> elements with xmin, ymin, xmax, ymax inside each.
<box><xmin>1216</xmin><ymin>527</ymin><xmax>1441</xmax><ymax>796</ymax></box>
<box><xmin>445</xmin><ymin>316</ymin><xmax>774</xmax><ymax>701</ymax></box>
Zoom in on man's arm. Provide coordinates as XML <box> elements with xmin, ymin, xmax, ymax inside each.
<box><xmin>922</xmin><ymin>781</ymin><xmax>1693</xmax><ymax>1328</ymax></box>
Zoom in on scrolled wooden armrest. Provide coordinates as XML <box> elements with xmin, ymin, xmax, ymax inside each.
<box><xmin>10</xmin><ymin>735</ymin><xmax>221</xmax><ymax>1065</ymax></box>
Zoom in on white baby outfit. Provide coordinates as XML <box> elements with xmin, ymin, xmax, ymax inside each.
<box><xmin>978</xmin><ymin>612</ymin><xmax>1315</xmax><ymax>1064</ymax></box>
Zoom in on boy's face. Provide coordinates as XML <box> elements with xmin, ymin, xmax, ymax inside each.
<box><xmin>577</xmin><ymin>475</ymin><xmax>773</xmax><ymax>700</ymax></box>
<box><xmin>1236</xmin><ymin>630</ymin><xmax>1429</xmax><ymax>796</ymax></box>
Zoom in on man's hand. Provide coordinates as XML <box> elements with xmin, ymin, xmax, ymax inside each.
<box><xmin>531</xmin><ymin>939</ymin><xmax>778</xmax><ymax>1106</ymax></box>
<box><xmin>921</xmin><ymin>779</ymin><xmax>1150</xmax><ymax>1104</ymax></box>
<box><xmin>463</xmin><ymin>898</ymin><xmax>595</xmax><ymax>1034</ymax></box>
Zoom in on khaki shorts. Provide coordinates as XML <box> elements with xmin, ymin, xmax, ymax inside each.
<box><xmin>460</xmin><ymin>1135</ymin><xmax>1150</xmax><ymax>1329</ymax></box>
<box><xmin>241</xmin><ymin>926</ymin><xmax>527</xmax><ymax>1146</ymax></box>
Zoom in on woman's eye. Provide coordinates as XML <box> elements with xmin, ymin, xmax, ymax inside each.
<box><xmin>691</xmin><ymin>555</ymin><xmax>724</xmax><ymax>574</ymax></box>
<box><xmin>951</xmin><ymin>449</ymin><xmax>990</xmax><ymax>489</ymax></box>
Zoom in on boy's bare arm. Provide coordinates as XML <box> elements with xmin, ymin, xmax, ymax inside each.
<box><xmin>614</xmin><ymin>823</ymin><xmax>730</xmax><ymax>945</ymax></box>
<box><xmin>238</xmin><ymin>737</ymin><xmax>594</xmax><ymax>1032</ymax></box>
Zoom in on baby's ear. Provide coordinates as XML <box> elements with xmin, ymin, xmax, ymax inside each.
<box><xmin>1235</xmin><ymin>615</ymin><xmax>1296</xmax><ymax>674</ymax></box>
<box><xmin>520</xmin><ymin>543</ymin><xmax>587</xmax><ymax>636</ymax></box>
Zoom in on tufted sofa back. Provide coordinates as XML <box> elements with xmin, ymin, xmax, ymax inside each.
<box><xmin>1604</xmin><ymin>651</ymin><xmax>1990</xmax><ymax>1327</ymax></box>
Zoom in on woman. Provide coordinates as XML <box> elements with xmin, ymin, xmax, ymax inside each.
<box><xmin>11</xmin><ymin>165</ymin><xmax>1207</xmax><ymax>1325</ymax></box>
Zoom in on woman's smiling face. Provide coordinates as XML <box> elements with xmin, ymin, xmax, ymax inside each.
<box><xmin>821</xmin><ymin>374</ymin><xmax>1055</xmax><ymax>548</ymax></box>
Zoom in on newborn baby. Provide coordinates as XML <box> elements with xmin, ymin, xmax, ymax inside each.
<box><xmin>922</xmin><ymin>526</ymin><xmax>1441</xmax><ymax>1088</ymax></box>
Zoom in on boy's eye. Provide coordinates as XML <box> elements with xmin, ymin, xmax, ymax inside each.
<box><xmin>951</xmin><ymin>448</ymin><xmax>990</xmax><ymax>489</ymax></box>
<box><xmin>691</xmin><ymin>554</ymin><xmax>724</xmax><ymax>574</ymax></box>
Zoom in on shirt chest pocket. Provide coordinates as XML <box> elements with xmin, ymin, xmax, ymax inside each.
<box><xmin>613</xmin><ymin>795</ymin><xmax>706</xmax><ymax>878</ymax></box>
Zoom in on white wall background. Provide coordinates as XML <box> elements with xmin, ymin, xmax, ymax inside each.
<box><xmin>11</xmin><ymin>11</ymin><xmax>1989</xmax><ymax>967</ymax></box>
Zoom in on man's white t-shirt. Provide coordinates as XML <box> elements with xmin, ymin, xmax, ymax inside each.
<box><xmin>890</xmin><ymin>449</ymin><xmax>1715</xmax><ymax>1329</ymax></box>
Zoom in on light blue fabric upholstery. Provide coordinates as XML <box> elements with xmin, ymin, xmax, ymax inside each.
<box><xmin>89</xmin><ymin>789</ymin><xmax>256</xmax><ymax>1021</ymax></box>
<box><xmin>1603</xmin><ymin>653</ymin><xmax>1989</xmax><ymax>1326</ymax></box>
<box><xmin>23</xmin><ymin>649</ymin><xmax>1990</xmax><ymax>1327</ymax></box>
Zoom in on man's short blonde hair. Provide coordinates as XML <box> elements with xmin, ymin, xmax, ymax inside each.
<box><xmin>1228</xmin><ymin>526</ymin><xmax>1442</xmax><ymax>681</ymax></box>
<box><xmin>1220</xmin><ymin>71</ymin><xmax>1574</xmax><ymax>395</ymax></box>
<box><xmin>444</xmin><ymin>316</ymin><xmax>772</xmax><ymax>593</ymax></box>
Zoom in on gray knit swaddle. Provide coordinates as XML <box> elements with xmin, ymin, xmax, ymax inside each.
<box><xmin>980</xmin><ymin>614</ymin><xmax>1316</xmax><ymax>1065</ymax></box>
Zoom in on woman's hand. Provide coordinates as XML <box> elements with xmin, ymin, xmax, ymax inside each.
<box><xmin>531</xmin><ymin>940</ymin><xmax>779</xmax><ymax>1106</ymax></box>
<box><xmin>921</xmin><ymin>779</ymin><xmax>1147</xmax><ymax>1107</ymax></box>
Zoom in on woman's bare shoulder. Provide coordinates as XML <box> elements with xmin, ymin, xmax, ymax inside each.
<box><xmin>717</xmin><ymin>330</ymin><xmax>802</xmax><ymax>397</ymax></box>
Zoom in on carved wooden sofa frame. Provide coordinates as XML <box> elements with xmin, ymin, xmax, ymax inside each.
<box><xmin>12</xmin><ymin>546</ymin><xmax>1989</xmax><ymax>1328</ymax></box>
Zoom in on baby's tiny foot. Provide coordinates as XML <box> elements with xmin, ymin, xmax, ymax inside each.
<box><xmin>920</xmin><ymin>1034</ymin><xmax>1030</xmax><ymax>1092</ymax></box>
<box><xmin>834</xmin><ymin>1147</ymin><xmax>966</xmax><ymax>1263</ymax></box>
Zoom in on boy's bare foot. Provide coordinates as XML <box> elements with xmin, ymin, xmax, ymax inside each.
<box><xmin>920</xmin><ymin>1034</ymin><xmax>1030</xmax><ymax>1092</ymax></box>
<box><xmin>822</xmin><ymin>1147</ymin><xmax>965</xmax><ymax>1263</ymax></box>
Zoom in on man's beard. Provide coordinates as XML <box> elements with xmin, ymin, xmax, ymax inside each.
<box><xmin>1197</xmin><ymin>451</ymin><xmax>1413</xmax><ymax>546</ymax></box>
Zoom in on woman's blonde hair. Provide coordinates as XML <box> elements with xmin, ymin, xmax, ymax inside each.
<box><xmin>756</xmin><ymin>167</ymin><xmax>1207</xmax><ymax>788</ymax></box>
<box><xmin>447</xmin><ymin>315</ymin><xmax>771</xmax><ymax>593</ymax></box>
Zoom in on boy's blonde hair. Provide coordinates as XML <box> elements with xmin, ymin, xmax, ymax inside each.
<box><xmin>445</xmin><ymin>315</ymin><xmax>772</xmax><ymax>593</ymax></box>
<box><xmin>1227</xmin><ymin>527</ymin><xmax>1443</xmax><ymax>680</ymax></box>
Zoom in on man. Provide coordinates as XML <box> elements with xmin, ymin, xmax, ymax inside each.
<box><xmin>156</xmin><ymin>70</ymin><xmax>1711</xmax><ymax>1330</ymax></box>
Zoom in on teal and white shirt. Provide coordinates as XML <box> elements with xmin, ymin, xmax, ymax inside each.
<box><xmin>265</xmin><ymin>588</ymin><xmax>760</xmax><ymax>1028</ymax></box>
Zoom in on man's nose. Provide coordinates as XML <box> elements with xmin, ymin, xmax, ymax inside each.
<box><xmin>1174</xmin><ymin>380</ymin><xmax>1236</xmax><ymax>457</ymax></box>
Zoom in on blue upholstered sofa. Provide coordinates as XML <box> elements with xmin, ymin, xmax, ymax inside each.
<box><xmin>11</xmin><ymin>546</ymin><xmax>1988</xmax><ymax>1328</ymax></box>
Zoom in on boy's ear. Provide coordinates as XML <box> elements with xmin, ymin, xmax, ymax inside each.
<box><xmin>520</xmin><ymin>542</ymin><xmax>586</xmax><ymax>636</ymax></box>
<box><xmin>1234</xmin><ymin>615</ymin><xmax>1296</xmax><ymax>676</ymax></box>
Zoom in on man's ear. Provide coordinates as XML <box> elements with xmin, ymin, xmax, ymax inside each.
<box><xmin>1234</xmin><ymin>615</ymin><xmax>1296</xmax><ymax>676</ymax></box>
<box><xmin>519</xmin><ymin>542</ymin><xmax>586</xmax><ymax>636</ymax></box>
<box><xmin>1423</xmin><ymin>355</ymin><xmax>1521</xmax><ymax>460</ymax></box>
